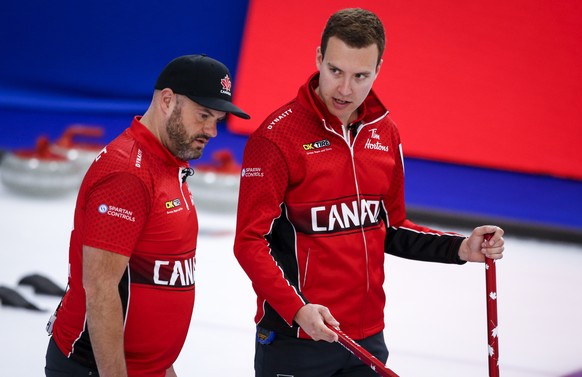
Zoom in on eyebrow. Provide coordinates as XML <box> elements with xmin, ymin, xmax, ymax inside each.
<box><xmin>327</xmin><ymin>62</ymin><xmax>342</xmax><ymax>72</ymax></box>
<box><xmin>326</xmin><ymin>62</ymin><xmax>371</xmax><ymax>76</ymax></box>
<box><xmin>203</xmin><ymin>108</ymin><xmax>226</xmax><ymax>122</ymax></box>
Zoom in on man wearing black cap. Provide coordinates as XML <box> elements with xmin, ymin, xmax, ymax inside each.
<box><xmin>45</xmin><ymin>55</ymin><xmax>249</xmax><ymax>377</ymax></box>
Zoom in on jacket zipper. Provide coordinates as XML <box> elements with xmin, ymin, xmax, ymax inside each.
<box><xmin>179</xmin><ymin>167</ymin><xmax>191</xmax><ymax>211</ymax></box>
<box><xmin>347</xmin><ymin>124</ymin><xmax>370</xmax><ymax>294</ymax></box>
<box><xmin>321</xmin><ymin>111</ymin><xmax>389</xmax><ymax>293</ymax></box>
<box><xmin>323</xmin><ymin>119</ymin><xmax>370</xmax><ymax>293</ymax></box>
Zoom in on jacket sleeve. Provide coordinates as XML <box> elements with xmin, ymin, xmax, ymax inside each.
<box><xmin>233</xmin><ymin>135</ymin><xmax>308</xmax><ymax>326</ymax></box>
<box><xmin>382</xmin><ymin>128</ymin><xmax>466</xmax><ymax>264</ymax></box>
<box><xmin>385</xmin><ymin>219</ymin><xmax>466</xmax><ymax>264</ymax></box>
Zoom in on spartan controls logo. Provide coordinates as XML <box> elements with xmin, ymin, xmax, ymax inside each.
<box><xmin>220</xmin><ymin>75</ymin><xmax>232</xmax><ymax>96</ymax></box>
<box><xmin>303</xmin><ymin>139</ymin><xmax>331</xmax><ymax>151</ymax></box>
<box><xmin>98</xmin><ymin>203</ymin><xmax>135</xmax><ymax>222</ymax></box>
<box><xmin>241</xmin><ymin>167</ymin><xmax>263</xmax><ymax>178</ymax></box>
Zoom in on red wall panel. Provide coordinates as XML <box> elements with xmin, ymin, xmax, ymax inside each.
<box><xmin>230</xmin><ymin>0</ymin><xmax>582</xmax><ymax>180</ymax></box>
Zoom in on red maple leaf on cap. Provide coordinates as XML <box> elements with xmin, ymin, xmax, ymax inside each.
<box><xmin>221</xmin><ymin>75</ymin><xmax>232</xmax><ymax>92</ymax></box>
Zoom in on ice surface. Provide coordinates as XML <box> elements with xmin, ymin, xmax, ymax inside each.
<box><xmin>1</xmin><ymin>184</ymin><xmax>581</xmax><ymax>376</ymax></box>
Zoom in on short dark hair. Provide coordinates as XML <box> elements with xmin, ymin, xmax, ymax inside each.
<box><xmin>320</xmin><ymin>8</ymin><xmax>385</xmax><ymax>65</ymax></box>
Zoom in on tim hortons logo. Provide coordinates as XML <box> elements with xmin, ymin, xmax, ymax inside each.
<box><xmin>220</xmin><ymin>75</ymin><xmax>232</xmax><ymax>95</ymax></box>
<box><xmin>364</xmin><ymin>128</ymin><xmax>389</xmax><ymax>152</ymax></box>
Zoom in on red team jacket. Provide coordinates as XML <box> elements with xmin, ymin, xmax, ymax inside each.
<box><xmin>234</xmin><ymin>73</ymin><xmax>466</xmax><ymax>341</ymax></box>
<box><xmin>52</xmin><ymin>118</ymin><xmax>198</xmax><ymax>376</ymax></box>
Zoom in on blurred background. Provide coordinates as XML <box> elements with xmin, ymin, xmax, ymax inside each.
<box><xmin>1</xmin><ymin>2</ymin><xmax>582</xmax><ymax>376</ymax></box>
<box><xmin>1</xmin><ymin>0</ymin><xmax>581</xmax><ymax>242</ymax></box>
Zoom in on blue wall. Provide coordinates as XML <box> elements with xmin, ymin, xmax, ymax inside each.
<box><xmin>0</xmin><ymin>0</ymin><xmax>248</xmax><ymax>115</ymax></box>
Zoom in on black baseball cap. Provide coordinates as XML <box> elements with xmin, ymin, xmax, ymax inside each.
<box><xmin>155</xmin><ymin>54</ymin><xmax>250</xmax><ymax>119</ymax></box>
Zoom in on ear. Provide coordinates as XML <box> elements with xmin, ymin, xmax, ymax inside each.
<box><xmin>315</xmin><ymin>46</ymin><xmax>323</xmax><ymax>71</ymax></box>
<box><xmin>158</xmin><ymin>88</ymin><xmax>175</xmax><ymax>115</ymax></box>
<box><xmin>375</xmin><ymin>58</ymin><xmax>383</xmax><ymax>78</ymax></box>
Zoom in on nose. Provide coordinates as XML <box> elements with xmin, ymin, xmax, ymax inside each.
<box><xmin>204</xmin><ymin>121</ymin><xmax>219</xmax><ymax>138</ymax></box>
<box><xmin>338</xmin><ymin>77</ymin><xmax>352</xmax><ymax>96</ymax></box>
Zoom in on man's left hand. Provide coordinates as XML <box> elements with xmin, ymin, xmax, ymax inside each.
<box><xmin>459</xmin><ymin>225</ymin><xmax>505</xmax><ymax>262</ymax></box>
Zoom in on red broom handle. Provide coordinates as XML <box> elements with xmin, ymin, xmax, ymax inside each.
<box><xmin>484</xmin><ymin>233</ymin><xmax>500</xmax><ymax>377</ymax></box>
<box><xmin>327</xmin><ymin>325</ymin><xmax>399</xmax><ymax>377</ymax></box>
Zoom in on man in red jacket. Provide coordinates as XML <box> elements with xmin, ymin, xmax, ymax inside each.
<box><xmin>233</xmin><ymin>8</ymin><xmax>504</xmax><ymax>376</ymax></box>
<box><xmin>45</xmin><ymin>55</ymin><xmax>249</xmax><ymax>377</ymax></box>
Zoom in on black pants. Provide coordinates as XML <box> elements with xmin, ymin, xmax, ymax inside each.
<box><xmin>45</xmin><ymin>337</ymin><xmax>99</xmax><ymax>377</ymax></box>
<box><xmin>255</xmin><ymin>327</ymin><xmax>389</xmax><ymax>377</ymax></box>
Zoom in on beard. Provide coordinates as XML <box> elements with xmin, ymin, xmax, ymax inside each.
<box><xmin>166</xmin><ymin>102</ymin><xmax>209</xmax><ymax>161</ymax></box>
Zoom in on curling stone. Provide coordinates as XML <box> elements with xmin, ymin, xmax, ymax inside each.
<box><xmin>50</xmin><ymin>124</ymin><xmax>105</xmax><ymax>186</ymax></box>
<box><xmin>0</xmin><ymin>136</ymin><xmax>81</xmax><ymax>196</ymax></box>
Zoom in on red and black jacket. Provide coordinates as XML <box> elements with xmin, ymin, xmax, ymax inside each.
<box><xmin>53</xmin><ymin>118</ymin><xmax>198</xmax><ymax>376</ymax></box>
<box><xmin>234</xmin><ymin>73</ymin><xmax>465</xmax><ymax>340</ymax></box>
